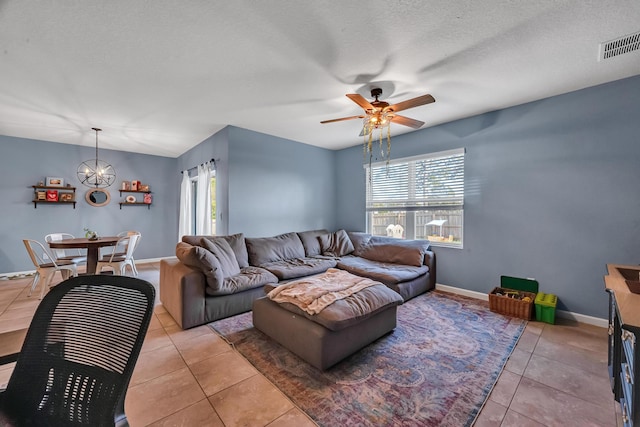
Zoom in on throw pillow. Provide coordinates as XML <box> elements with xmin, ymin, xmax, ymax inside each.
<box><xmin>347</xmin><ymin>231</ymin><xmax>372</xmax><ymax>256</ymax></box>
<box><xmin>297</xmin><ymin>229</ymin><xmax>329</xmax><ymax>257</ymax></box>
<box><xmin>182</xmin><ymin>234</ymin><xmax>249</xmax><ymax>268</ymax></box>
<box><xmin>223</xmin><ymin>233</ymin><xmax>249</xmax><ymax>268</ymax></box>
<box><xmin>319</xmin><ymin>229</ymin><xmax>355</xmax><ymax>257</ymax></box>
<box><xmin>359</xmin><ymin>239</ymin><xmax>430</xmax><ymax>267</ymax></box>
<box><xmin>201</xmin><ymin>238</ymin><xmax>241</xmax><ymax>278</ymax></box>
<box><xmin>246</xmin><ymin>232</ymin><xmax>306</xmax><ymax>266</ymax></box>
<box><xmin>175</xmin><ymin>242</ymin><xmax>224</xmax><ymax>291</ymax></box>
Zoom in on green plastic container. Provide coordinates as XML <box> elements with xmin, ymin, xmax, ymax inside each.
<box><xmin>535</xmin><ymin>292</ymin><xmax>558</xmax><ymax>324</ymax></box>
<box><xmin>500</xmin><ymin>276</ymin><xmax>539</xmax><ymax>294</ymax></box>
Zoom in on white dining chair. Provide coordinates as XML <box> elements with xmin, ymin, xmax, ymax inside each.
<box><xmin>99</xmin><ymin>231</ymin><xmax>141</xmax><ymax>272</ymax></box>
<box><xmin>23</xmin><ymin>239</ymin><xmax>78</xmax><ymax>299</ymax></box>
<box><xmin>96</xmin><ymin>234</ymin><xmax>140</xmax><ymax>276</ymax></box>
<box><xmin>44</xmin><ymin>233</ymin><xmax>87</xmax><ymax>268</ymax></box>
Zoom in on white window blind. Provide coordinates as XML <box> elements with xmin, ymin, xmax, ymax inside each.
<box><xmin>366</xmin><ymin>148</ymin><xmax>465</xmax><ymax>211</ymax></box>
<box><xmin>365</xmin><ymin>148</ymin><xmax>465</xmax><ymax>247</ymax></box>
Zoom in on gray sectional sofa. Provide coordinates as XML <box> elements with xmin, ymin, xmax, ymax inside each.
<box><xmin>160</xmin><ymin>229</ymin><xmax>436</xmax><ymax>329</ymax></box>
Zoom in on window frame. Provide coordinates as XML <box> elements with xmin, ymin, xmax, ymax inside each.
<box><xmin>365</xmin><ymin>148</ymin><xmax>465</xmax><ymax>248</ymax></box>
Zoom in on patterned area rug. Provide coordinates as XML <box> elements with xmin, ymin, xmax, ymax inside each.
<box><xmin>210</xmin><ymin>291</ymin><xmax>525</xmax><ymax>427</ymax></box>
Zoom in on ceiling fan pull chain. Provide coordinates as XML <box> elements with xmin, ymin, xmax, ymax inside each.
<box><xmin>386</xmin><ymin>125</ymin><xmax>391</xmax><ymax>170</ymax></box>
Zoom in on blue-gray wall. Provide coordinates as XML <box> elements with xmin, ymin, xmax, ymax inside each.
<box><xmin>176</xmin><ymin>127</ymin><xmax>230</xmax><ymax>237</ymax></box>
<box><xmin>0</xmin><ymin>136</ymin><xmax>177</xmax><ymax>272</ymax></box>
<box><xmin>336</xmin><ymin>74</ymin><xmax>640</xmax><ymax>319</ymax></box>
<box><xmin>174</xmin><ymin>126</ymin><xmax>337</xmax><ymax>239</ymax></box>
<box><xmin>226</xmin><ymin>126</ymin><xmax>336</xmax><ymax>237</ymax></box>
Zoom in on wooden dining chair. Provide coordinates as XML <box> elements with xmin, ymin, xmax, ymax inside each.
<box><xmin>44</xmin><ymin>233</ymin><xmax>87</xmax><ymax>268</ymax></box>
<box><xmin>23</xmin><ymin>239</ymin><xmax>78</xmax><ymax>299</ymax></box>
<box><xmin>96</xmin><ymin>234</ymin><xmax>140</xmax><ymax>276</ymax></box>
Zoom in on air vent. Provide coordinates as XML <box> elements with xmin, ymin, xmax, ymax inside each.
<box><xmin>598</xmin><ymin>31</ymin><xmax>640</xmax><ymax>61</ymax></box>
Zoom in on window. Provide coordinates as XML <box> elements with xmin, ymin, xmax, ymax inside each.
<box><xmin>189</xmin><ymin>174</ymin><xmax>217</xmax><ymax>235</ymax></box>
<box><xmin>365</xmin><ymin>148</ymin><xmax>465</xmax><ymax>248</ymax></box>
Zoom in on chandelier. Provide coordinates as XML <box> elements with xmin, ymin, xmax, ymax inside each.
<box><xmin>77</xmin><ymin>127</ymin><xmax>116</xmax><ymax>188</ymax></box>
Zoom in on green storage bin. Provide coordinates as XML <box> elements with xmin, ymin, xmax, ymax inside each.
<box><xmin>500</xmin><ymin>276</ymin><xmax>539</xmax><ymax>293</ymax></box>
<box><xmin>535</xmin><ymin>292</ymin><xmax>558</xmax><ymax>324</ymax></box>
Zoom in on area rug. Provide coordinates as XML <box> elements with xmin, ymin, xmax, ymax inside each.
<box><xmin>210</xmin><ymin>291</ymin><xmax>526</xmax><ymax>427</ymax></box>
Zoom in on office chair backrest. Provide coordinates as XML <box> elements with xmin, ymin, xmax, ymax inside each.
<box><xmin>1</xmin><ymin>275</ymin><xmax>155</xmax><ymax>426</ymax></box>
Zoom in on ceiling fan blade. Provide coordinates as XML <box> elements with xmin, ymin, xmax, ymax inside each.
<box><xmin>391</xmin><ymin>114</ymin><xmax>425</xmax><ymax>129</ymax></box>
<box><xmin>386</xmin><ymin>94</ymin><xmax>435</xmax><ymax>113</ymax></box>
<box><xmin>346</xmin><ymin>94</ymin><xmax>374</xmax><ymax>110</ymax></box>
<box><xmin>320</xmin><ymin>115</ymin><xmax>364</xmax><ymax>124</ymax></box>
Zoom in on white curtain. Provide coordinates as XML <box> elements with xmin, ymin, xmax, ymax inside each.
<box><xmin>195</xmin><ymin>163</ymin><xmax>212</xmax><ymax>235</ymax></box>
<box><xmin>178</xmin><ymin>170</ymin><xmax>192</xmax><ymax>242</ymax></box>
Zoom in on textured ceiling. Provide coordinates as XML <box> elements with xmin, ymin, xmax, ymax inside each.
<box><xmin>1</xmin><ymin>1</ymin><xmax>639</xmax><ymax>157</ymax></box>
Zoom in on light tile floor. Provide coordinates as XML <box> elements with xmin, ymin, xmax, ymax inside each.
<box><xmin>0</xmin><ymin>262</ymin><xmax>622</xmax><ymax>426</ymax></box>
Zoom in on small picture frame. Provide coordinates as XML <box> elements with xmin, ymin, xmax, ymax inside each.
<box><xmin>37</xmin><ymin>191</ymin><xmax>46</xmax><ymax>201</ymax></box>
<box><xmin>60</xmin><ymin>193</ymin><xmax>74</xmax><ymax>202</ymax></box>
<box><xmin>139</xmin><ymin>184</ymin><xmax>149</xmax><ymax>192</ymax></box>
<box><xmin>46</xmin><ymin>177</ymin><xmax>64</xmax><ymax>187</ymax></box>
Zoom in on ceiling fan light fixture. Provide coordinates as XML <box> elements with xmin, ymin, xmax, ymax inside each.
<box><xmin>77</xmin><ymin>127</ymin><xmax>116</xmax><ymax>188</ymax></box>
<box><xmin>321</xmin><ymin>86</ymin><xmax>434</xmax><ymax>169</ymax></box>
<box><xmin>363</xmin><ymin>111</ymin><xmax>392</xmax><ymax>168</ymax></box>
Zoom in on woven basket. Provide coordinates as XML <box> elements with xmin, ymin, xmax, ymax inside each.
<box><xmin>489</xmin><ymin>287</ymin><xmax>536</xmax><ymax>320</ymax></box>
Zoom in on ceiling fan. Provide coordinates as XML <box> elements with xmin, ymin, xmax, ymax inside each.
<box><xmin>321</xmin><ymin>88</ymin><xmax>435</xmax><ymax>135</ymax></box>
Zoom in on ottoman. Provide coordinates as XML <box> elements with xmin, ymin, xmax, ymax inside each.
<box><xmin>252</xmin><ymin>271</ymin><xmax>403</xmax><ymax>370</ymax></box>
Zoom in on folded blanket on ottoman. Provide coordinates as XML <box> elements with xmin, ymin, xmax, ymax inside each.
<box><xmin>267</xmin><ymin>268</ymin><xmax>380</xmax><ymax>314</ymax></box>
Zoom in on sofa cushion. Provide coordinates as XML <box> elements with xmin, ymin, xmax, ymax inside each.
<box><xmin>318</xmin><ymin>229</ymin><xmax>355</xmax><ymax>257</ymax></box>
<box><xmin>260</xmin><ymin>257</ymin><xmax>337</xmax><ymax>280</ymax></box>
<box><xmin>175</xmin><ymin>242</ymin><xmax>224</xmax><ymax>293</ymax></box>
<box><xmin>246</xmin><ymin>232</ymin><xmax>306</xmax><ymax>266</ymax></box>
<box><xmin>297</xmin><ymin>229</ymin><xmax>329</xmax><ymax>257</ymax></box>
<box><xmin>207</xmin><ymin>266</ymin><xmax>278</xmax><ymax>296</ymax></box>
<box><xmin>201</xmin><ymin>238</ymin><xmax>241</xmax><ymax>278</ymax></box>
<box><xmin>182</xmin><ymin>233</ymin><xmax>249</xmax><ymax>268</ymax></box>
<box><xmin>358</xmin><ymin>237</ymin><xmax>431</xmax><ymax>267</ymax></box>
<box><xmin>347</xmin><ymin>231</ymin><xmax>372</xmax><ymax>257</ymax></box>
<box><xmin>337</xmin><ymin>255</ymin><xmax>429</xmax><ymax>285</ymax></box>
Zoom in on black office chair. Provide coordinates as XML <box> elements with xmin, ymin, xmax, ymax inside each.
<box><xmin>0</xmin><ymin>275</ymin><xmax>155</xmax><ymax>426</ymax></box>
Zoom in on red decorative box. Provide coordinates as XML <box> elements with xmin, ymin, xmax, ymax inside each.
<box><xmin>46</xmin><ymin>190</ymin><xmax>58</xmax><ymax>202</ymax></box>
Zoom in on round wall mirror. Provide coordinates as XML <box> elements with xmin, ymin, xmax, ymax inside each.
<box><xmin>85</xmin><ymin>188</ymin><xmax>111</xmax><ymax>207</ymax></box>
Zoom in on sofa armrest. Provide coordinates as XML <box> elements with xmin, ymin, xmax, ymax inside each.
<box><xmin>160</xmin><ymin>258</ymin><xmax>206</xmax><ymax>329</ymax></box>
<box><xmin>424</xmin><ymin>250</ymin><xmax>436</xmax><ymax>290</ymax></box>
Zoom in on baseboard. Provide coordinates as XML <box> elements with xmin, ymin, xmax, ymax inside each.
<box><xmin>435</xmin><ymin>283</ymin><xmax>608</xmax><ymax>328</ymax></box>
<box><xmin>0</xmin><ymin>257</ymin><xmax>170</xmax><ymax>278</ymax></box>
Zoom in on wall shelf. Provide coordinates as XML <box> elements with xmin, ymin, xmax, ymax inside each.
<box><xmin>119</xmin><ymin>189</ymin><xmax>152</xmax><ymax>209</ymax></box>
<box><xmin>119</xmin><ymin>202</ymin><xmax>152</xmax><ymax>210</ymax></box>
<box><xmin>31</xmin><ymin>185</ymin><xmax>76</xmax><ymax>209</ymax></box>
<box><xmin>118</xmin><ymin>190</ymin><xmax>152</xmax><ymax>195</ymax></box>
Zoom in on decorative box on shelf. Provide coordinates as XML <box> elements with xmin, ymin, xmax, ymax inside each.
<box><xmin>489</xmin><ymin>287</ymin><xmax>536</xmax><ymax>320</ymax></box>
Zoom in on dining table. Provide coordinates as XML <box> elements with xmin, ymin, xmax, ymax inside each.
<box><xmin>48</xmin><ymin>236</ymin><xmax>120</xmax><ymax>274</ymax></box>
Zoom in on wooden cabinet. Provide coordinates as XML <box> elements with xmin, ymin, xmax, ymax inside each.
<box><xmin>32</xmin><ymin>185</ymin><xmax>76</xmax><ymax>209</ymax></box>
<box><xmin>119</xmin><ymin>189</ymin><xmax>152</xmax><ymax>210</ymax></box>
<box><xmin>605</xmin><ymin>265</ymin><xmax>640</xmax><ymax>427</ymax></box>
